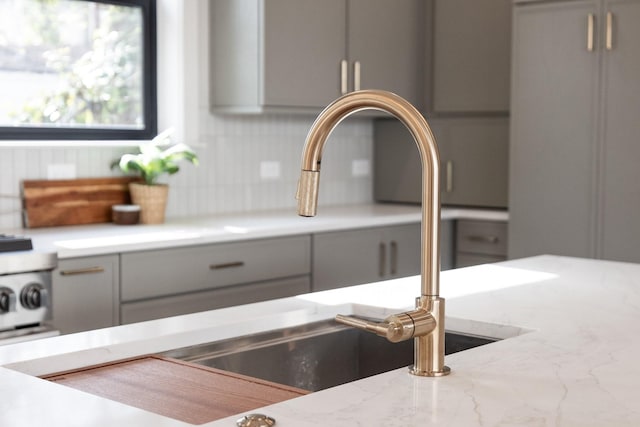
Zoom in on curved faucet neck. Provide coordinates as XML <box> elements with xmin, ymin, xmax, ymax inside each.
<box><xmin>297</xmin><ymin>90</ymin><xmax>441</xmax><ymax>297</ymax></box>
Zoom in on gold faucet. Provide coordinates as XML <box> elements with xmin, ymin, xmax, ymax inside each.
<box><xmin>296</xmin><ymin>89</ymin><xmax>450</xmax><ymax>377</ymax></box>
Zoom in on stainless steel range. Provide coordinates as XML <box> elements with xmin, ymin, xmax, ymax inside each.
<box><xmin>0</xmin><ymin>234</ymin><xmax>58</xmax><ymax>345</ymax></box>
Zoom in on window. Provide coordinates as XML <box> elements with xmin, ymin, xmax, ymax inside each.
<box><xmin>0</xmin><ymin>0</ymin><xmax>157</xmax><ymax>140</ymax></box>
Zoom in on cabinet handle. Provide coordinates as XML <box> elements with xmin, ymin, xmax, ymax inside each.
<box><xmin>209</xmin><ymin>261</ymin><xmax>245</xmax><ymax>270</ymax></box>
<box><xmin>467</xmin><ymin>235</ymin><xmax>499</xmax><ymax>244</ymax></box>
<box><xmin>587</xmin><ymin>13</ymin><xmax>595</xmax><ymax>52</ymax></box>
<box><xmin>340</xmin><ymin>59</ymin><xmax>348</xmax><ymax>94</ymax></box>
<box><xmin>59</xmin><ymin>266</ymin><xmax>105</xmax><ymax>276</ymax></box>
<box><xmin>446</xmin><ymin>161</ymin><xmax>453</xmax><ymax>193</ymax></box>
<box><xmin>606</xmin><ymin>11</ymin><xmax>613</xmax><ymax>51</ymax></box>
<box><xmin>390</xmin><ymin>240</ymin><xmax>398</xmax><ymax>275</ymax></box>
<box><xmin>353</xmin><ymin>61</ymin><xmax>361</xmax><ymax>91</ymax></box>
<box><xmin>379</xmin><ymin>242</ymin><xmax>386</xmax><ymax>277</ymax></box>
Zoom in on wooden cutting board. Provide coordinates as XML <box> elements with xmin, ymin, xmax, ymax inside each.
<box><xmin>42</xmin><ymin>355</ymin><xmax>308</xmax><ymax>425</ymax></box>
<box><xmin>21</xmin><ymin>177</ymin><xmax>140</xmax><ymax>228</ymax></box>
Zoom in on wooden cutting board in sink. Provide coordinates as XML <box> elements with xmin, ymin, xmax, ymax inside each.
<box><xmin>42</xmin><ymin>355</ymin><xmax>308</xmax><ymax>425</ymax></box>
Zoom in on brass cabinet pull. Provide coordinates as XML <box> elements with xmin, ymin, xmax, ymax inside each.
<box><xmin>340</xmin><ymin>59</ymin><xmax>348</xmax><ymax>94</ymax></box>
<box><xmin>468</xmin><ymin>235</ymin><xmax>499</xmax><ymax>244</ymax></box>
<box><xmin>353</xmin><ymin>61</ymin><xmax>361</xmax><ymax>91</ymax></box>
<box><xmin>59</xmin><ymin>266</ymin><xmax>105</xmax><ymax>276</ymax></box>
<box><xmin>446</xmin><ymin>161</ymin><xmax>454</xmax><ymax>193</ymax></box>
<box><xmin>209</xmin><ymin>261</ymin><xmax>245</xmax><ymax>270</ymax></box>
<box><xmin>587</xmin><ymin>13</ymin><xmax>595</xmax><ymax>52</ymax></box>
<box><xmin>606</xmin><ymin>11</ymin><xmax>613</xmax><ymax>51</ymax></box>
<box><xmin>379</xmin><ymin>242</ymin><xmax>386</xmax><ymax>277</ymax></box>
<box><xmin>390</xmin><ymin>240</ymin><xmax>398</xmax><ymax>275</ymax></box>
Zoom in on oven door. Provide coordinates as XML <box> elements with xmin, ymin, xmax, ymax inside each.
<box><xmin>0</xmin><ymin>325</ymin><xmax>59</xmax><ymax>346</ymax></box>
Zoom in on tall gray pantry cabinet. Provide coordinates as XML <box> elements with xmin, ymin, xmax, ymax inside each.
<box><xmin>508</xmin><ymin>0</ymin><xmax>640</xmax><ymax>262</ymax></box>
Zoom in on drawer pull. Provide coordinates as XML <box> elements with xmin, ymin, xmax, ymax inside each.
<box><xmin>390</xmin><ymin>240</ymin><xmax>398</xmax><ymax>275</ymax></box>
<box><xmin>209</xmin><ymin>261</ymin><xmax>245</xmax><ymax>270</ymax></box>
<box><xmin>379</xmin><ymin>242</ymin><xmax>386</xmax><ymax>277</ymax></box>
<box><xmin>587</xmin><ymin>13</ymin><xmax>595</xmax><ymax>52</ymax></box>
<box><xmin>60</xmin><ymin>266</ymin><xmax>105</xmax><ymax>276</ymax></box>
<box><xmin>467</xmin><ymin>235</ymin><xmax>499</xmax><ymax>244</ymax></box>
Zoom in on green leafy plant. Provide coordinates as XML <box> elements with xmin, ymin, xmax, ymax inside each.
<box><xmin>112</xmin><ymin>128</ymin><xmax>199</xmax><ymax>185</ymax></box>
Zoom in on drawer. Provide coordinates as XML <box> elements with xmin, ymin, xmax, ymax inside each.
<box><xmin>121</xmin><ymin>275</ymin><xmax>310</xmax><ymax>324</ymax></box>
<box><xmin>121</xmin><ymin>235</ymin><xmax>311</xmax><ymax>301</ymax></box>
<box><xmin>456</xmin><ymin>220</ymin><xmax>507</xmax><ymax>256</ymax></box>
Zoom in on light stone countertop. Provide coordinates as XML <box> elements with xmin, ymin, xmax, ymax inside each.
<box><xmin>1</xmin><ymin>254</ymin><xmax>639</xmax><ymax>426</ymax></box>
<box><xmin>7</xmin><ymin>203</ymin><xmax>508</xmax><ymax>258</ymax></box>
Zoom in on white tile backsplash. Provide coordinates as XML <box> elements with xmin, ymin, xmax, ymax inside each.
<box><xmin>0</xmin><ymin>114</ymin><xmax>373</xmax><ymax>230</ymax></box>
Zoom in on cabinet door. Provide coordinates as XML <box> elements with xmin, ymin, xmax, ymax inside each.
<box><xmin>432</xmin><ymin>0</ymin><xmax>512</xmax><ymax>113</ymax></box>
<box><xmin>382</xmin><ymin>224</ymin><xmax>421</xmax><ymax>279</ymax></box>
<box><xmin>348</xmin><ymin>0</ymin><xmax>423</xmax><ymax>107</ymax></box>
<box><xmin>373</xmin><ymin>117</ymin><xmax>509</xmax><ymax>208</ymax></box>
<box><xmin>508</xmin><ymin>1</ymin><xmax>600</xmax><ymax>259</ymax></box>
<box><xmin>600</xmin><ymin>0</ymin><xmax>640</xmax><ymax>262</ymax></box>
<box><xmin>52</xmin><ymin>255</ymin><xmax>119</xmax><ymax>334</ymax></box>
<box><xmin>312</xmin><ymin>224</ymin><xmax>420</xmax><ymax>292</ymax></box>
<box><xmin>262</xmin><ymin>0</ymin><xmax>345</xmax><ymax>108</ymax></box>
<box><xmin>438</xmin><ymin>118</ymin><xmax>509</xmax><ymax>208</ymax></box>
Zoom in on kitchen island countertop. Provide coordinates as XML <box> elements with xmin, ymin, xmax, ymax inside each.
<box><xmin>1</xmin><ymin>254</ymin><xmax>639</xmax><ymax>426</ymax></box>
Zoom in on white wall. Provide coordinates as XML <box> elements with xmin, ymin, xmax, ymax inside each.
<box><xmin>0</xmin><ymin>0</ymin><xmax>373</xmax><ymax>231</ymax></box>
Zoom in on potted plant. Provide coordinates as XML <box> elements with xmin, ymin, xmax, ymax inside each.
<box><xmin>112</xmin><ymin>128</ymin><xmax>199</xmax><ymax>224</ymax></box>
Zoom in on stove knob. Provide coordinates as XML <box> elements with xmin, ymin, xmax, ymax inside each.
<box><xmin>20</xmin><ymin>283</ymin><xmax>48</xmax><ymax>310</ymax></box>
<box><xmin>0</xmin><ymin>287</ymin><xmax>16</xmax><ymax>313</ymax></box>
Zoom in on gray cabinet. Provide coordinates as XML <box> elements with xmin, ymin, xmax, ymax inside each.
<box><xmin>120</xmin><ymin>235</ymin><xmax>311</xmax><ymax>323</ymax></box>
<box><xmin>599</xmin><ymin>0</ymin><xmax>640</xmax><ymax>262</ymax></box>
<box><xmin>210</xmin><ymin>0</ymin><xmax>424</xmax><ymax>113</ymax></box>
<box><xmin>312</xmin><ymin>224</ymin><xmax>421</xmax><ymax>292</ymax></box>
<box><xmin>456</xmin><ymin>220</ymin><xmax>508</xmax><ymax>268</ymax></box>
<box><xmin>431</xmin><ymin>0</ymin><xmax>512</xmax><ymax>113</ymax></box>
<box><xmin>52</xmin><ymin>255</ymin><xmax>119</xmax><ymax>334</ymax></box>
<box><xmin>374</xmin><ymin>117</ymin><xmax>509</xmax><ymax>208</ymax></box>
<box><xmin>121</xmin><ymin>276</ymin><xmax>310</xmax><ymax>324</ymax></box>
<box><xmin>509</xmin><ymin>0</ymin><xmax>640</xmax><ymax>261</ymax></box>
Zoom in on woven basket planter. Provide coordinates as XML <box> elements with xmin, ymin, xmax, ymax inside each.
<box><xmin>129</xmin><ymin>182</ymin><xmax>169</xmax><ymax>224</ymax></box>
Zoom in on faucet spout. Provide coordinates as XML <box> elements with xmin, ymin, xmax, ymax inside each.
<box><xmin>297</xmin><ymin>90</ymin><xmax>450</xmax><ymax>377</ymax></box>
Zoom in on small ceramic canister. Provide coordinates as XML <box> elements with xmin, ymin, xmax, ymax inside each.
<box><xmin>112</xmin><ymin>204</ymin><xmax>141</xmax><ymax>225</ymax></box>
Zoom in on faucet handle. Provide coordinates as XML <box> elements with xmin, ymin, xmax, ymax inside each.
<box><xmin>335</xmin><ymin>311</ymin><xmax>435</xmax><ymax>343</ymax></box>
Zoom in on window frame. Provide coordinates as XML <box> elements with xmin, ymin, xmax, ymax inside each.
<box><xmin>0</xmin><ymin>0</ymin><xmax>157</xmax><ymax>141</ymax></box>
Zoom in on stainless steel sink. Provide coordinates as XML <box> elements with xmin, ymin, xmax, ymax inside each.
<box><xmin>161</xmin><ymin>319</ymin><xmax>497</xmax><ymax>392</ymax></box>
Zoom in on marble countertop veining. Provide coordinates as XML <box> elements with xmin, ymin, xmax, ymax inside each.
<box><xmin>1</xmin><ymin>254</ymin><xmax>639</xmax><ymax>426</ymax></box>
<box><xmin>7</xmin><ymin>204</ymin><xmax>509</xmax><ymax>258</ymax></box>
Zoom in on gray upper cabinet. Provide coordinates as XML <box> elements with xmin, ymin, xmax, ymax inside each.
<box><xmin>431</xmin><ymin>0</ymin><xmax>512</xmax><ymax>113</ymax></box>
<box><xmin>347</xmin><ymin>0</ymin><xmax>424</xmax><ymax>109</ymax></box>
<box><xmin>509</xmin><ymin>0</ymin><xmax>640</xmax><ymax>262</ymax></box>
<box><xmin>210</xmin><ymin>0</ymin><xmax>423</xmax><ymax>114</ymax></box>
<box><xmin>374</xmin><ymin>117</ymin><xmax>509</xmax><ymax>208</ymax></box>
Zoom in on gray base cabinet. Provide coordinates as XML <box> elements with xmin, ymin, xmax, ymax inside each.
<box><xmin>121</xmin><ymin>276</ymin><xmax>310</xmax><ymax>324</ymax></box>
<box><xmin>52</xmin><ymin>255</ymin><xmax>119</xmax><ymax>334</ymax></box>
<box><xmin>312</xmin><ymin>224</ymin><xmax>422</xmax><ymax>292</ymax></box>
<box><xmin>120</xmin><ymin>235</ymin><xmax>311</xmax><ymax>323</ymax></box>
<box><xmin>455</xmin><ymin>220</ymin><xmax>507</xmax><ymax>268</ymax></box>
<box><xmin>509</xmin><ymin>0</ymin><xmax>640</xmax><ymax>261</ymax></box>
<box><xmin>210</xmin><ymin>0</ymin><xmax>424</xmax><ymax>113</ymax></box>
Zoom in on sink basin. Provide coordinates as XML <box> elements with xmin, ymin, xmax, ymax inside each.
<box><xmin>161</xmin><ymin>319</ymin><xmax>498</xmax><ymax>391</ymax></box>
